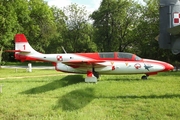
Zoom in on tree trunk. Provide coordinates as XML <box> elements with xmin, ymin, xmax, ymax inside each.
<box><xmin>0</xmin><ymin>47</ymin><xmax>3</xmax><ymax>68</ymax></box>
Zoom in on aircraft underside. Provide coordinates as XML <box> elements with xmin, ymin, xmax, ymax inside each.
<box><xmin>55</xmin><ymin>61</ymin><xmax>167</xmax><ymax>81</ymax></box>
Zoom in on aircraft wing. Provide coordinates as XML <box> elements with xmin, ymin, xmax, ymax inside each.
<box><xmin>62</xmin><ymin>60</ymin><xmax>107</xmax><ymax>68</ymax></box>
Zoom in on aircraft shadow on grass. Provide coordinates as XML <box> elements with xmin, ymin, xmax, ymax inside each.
<box><xmin>54</xmin><ymin>89</ymin><xmax>180</xmax><ymax>111</ymax></box>
<box><xmin>104</xmin><ymin>77</ymin><xmax>142</xmax><ymax>81</ymax></box>
<box><xmin>19</xmin><ymin>74</ymin><xmax>180</xmax><ymax>111</ymax></box>
<box><xmin>108</xmin><ymin>94</ymin><xmax>180</xmax><ymax>99</ymax></box>
<box><xmin>53</xmin><ymin>88</ymin><xmax>95</xmax><ymax>111</ymax></box>
<box><xmin>20</xmin><ymin>75</ymin><xmax>84</xmax><ymax>94</ymax></box>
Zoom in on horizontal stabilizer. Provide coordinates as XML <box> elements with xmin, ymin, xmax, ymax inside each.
<box><xmin>6</xmin><ymin>50</ymin><xmax>31</xmax><ymax>53</ymax></box>
<box><xmin>167</xmin><ymin>25</ymin><xmax>180</xmax><ymax>35</ymax></box>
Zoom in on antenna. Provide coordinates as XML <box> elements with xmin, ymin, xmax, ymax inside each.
<box><xmin>61</xmin><ymin>46</ymin><xmax>67</xmax><ymax>54</ymax></box>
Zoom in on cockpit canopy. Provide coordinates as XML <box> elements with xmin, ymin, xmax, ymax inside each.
<box><xmin>98</xmin><ymin>52</ymin><xmax>142</xmax><ymax>61</ymax></box>
<box><xmin>117</xmin><ymin>52</ymin><xmax>133</xmax><ymax>59</ymax></box>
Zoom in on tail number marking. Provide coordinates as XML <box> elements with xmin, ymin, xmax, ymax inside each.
<box><xmin>23</xmin><ymin>45</ymin><xmax>26</xmax><ymax>50</ymax></box>
<box><xmin>57</xmin><ymin>55</ymin><xmax>63</xmax><ymax>61</ymax></box>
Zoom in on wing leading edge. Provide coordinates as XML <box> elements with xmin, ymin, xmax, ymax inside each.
<box><xmin>62</xmin><ymin>59</ymin><xmax>108</xmax><ymax>68</ymax></box>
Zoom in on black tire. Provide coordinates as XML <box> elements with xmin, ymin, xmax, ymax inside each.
<box><xmin>141</xmin><ymin>75</ymin><xmax>147</xmax><ymax>80</ymax></box>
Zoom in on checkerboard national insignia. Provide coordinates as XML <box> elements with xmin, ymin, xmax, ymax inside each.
<box><xmin>173</xmin><ymin>12</ymin><xmax>180</xmax><ymax>25</ymax></box>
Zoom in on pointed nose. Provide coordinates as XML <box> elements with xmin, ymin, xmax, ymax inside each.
<box><xmin>164</xmin><ymin>63</ymin><xmax>174</xmax><ymax>71</ymax></box>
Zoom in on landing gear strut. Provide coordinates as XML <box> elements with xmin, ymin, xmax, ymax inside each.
<box><xmin>93</xmin><ymin>68</ymin><xmax>99</xmax><ymax>79</ymax></box>
<box><xmin>92</xmin><ymin>67</ymin><xmax>99</xmax><ymax>79</ymax></box>
<box><xmin>85</xmin><ymin>67</ymin><xmax>99</xmax><ymax>83</ymax></box>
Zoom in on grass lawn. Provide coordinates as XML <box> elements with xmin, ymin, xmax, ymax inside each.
<box><xmin>0</xmin><ymin>69</ymin><xmax>180</xmax><ymax>120</ymax></box>
<box><xmin>4</xmin><ymin>61</ymin><xmax>53</xmax><ymax>66</ymax></box>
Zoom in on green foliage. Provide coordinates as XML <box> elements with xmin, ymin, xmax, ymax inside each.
<box><xmin>0</xmin><ymin>69</ymin><xmax>180</xmax><ymax>119</ymax></box>
<box><xmin>27</xmin><ymin>0</ymin><xmax>57</xmax><ymax>53</ymax></box>
<box><xmin>0</xmin><ymin>0</ymin><xmax>179</xmax><ymax>63</ymax></box>
<box><xmin>45</xmin><ymin>6</ymin><xmax>66</xmax><ymax>53</ymax></box>
<box><xmin>0</xmin><ymin>1</ymin><xmax>18</xmax><ymax>47</ymax></box>
<box><xmin>91</xmin><ymin>0</ymin><xmax>141</xmax><ymax>52</ymax></box>
<box><xmin>13</xmin><ymin>0</ymin><xmax>31</xmax><ymax>33</ymax></box>
<box><xmin>62</xmin><ymin>3</ymin><xmax>97</xmax><ymax>52</ymax></box>
<box><xmin>0</xmin><ymin>1</ymin><xmax>19</xmax><ymax>63</ymax></box>
<box><xmin>132</xmin><ymin>0</ymin><xmax>159</xmax><ymax>56</ymax></box>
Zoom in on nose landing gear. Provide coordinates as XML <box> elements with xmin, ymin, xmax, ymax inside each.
<box><xmin>141</xmin><ymin>75</ymin><xmax>149</xmax><ymax>80</ymax></box>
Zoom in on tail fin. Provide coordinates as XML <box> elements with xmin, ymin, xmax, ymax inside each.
<box><xmin>14</xmin><ymin>34</ymin><xmax>38</xmax><ymax>53</ymax></box>
<box><xmin>7</xmin><ymin>34</ymin><xmax>40</xmax><ymax>62</ymax></box>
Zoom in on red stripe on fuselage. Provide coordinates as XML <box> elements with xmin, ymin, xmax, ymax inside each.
<box><xmin>15</xmin><ymin>54</ymin><xmax>44</xmax><ymax>62</ymax></box>
<box><xmin>76</xmin><ymin>53</ymin><xmax>100</xmax><ymax>59</ymax></box>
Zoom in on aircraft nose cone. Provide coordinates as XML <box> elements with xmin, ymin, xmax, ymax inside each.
<box><xmin>164</xmin><ymin>63</ymin><xmax>174</xmax><ymax>71</ymax></box>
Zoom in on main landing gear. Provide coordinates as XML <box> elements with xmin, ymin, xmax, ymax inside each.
<box><xmin>141</xmin><ymin>75</ymin><xmax>149</xmax><ymax>80</ymax></box>
<box><xmin>85</xmin><ymin>67</ymin><xmax>99</xmax><ymax>83</ymax></box>
<box><xmin>93</xmin><ymin>71</ymin><xmax>99</xmax><ymax>79</ymax></box>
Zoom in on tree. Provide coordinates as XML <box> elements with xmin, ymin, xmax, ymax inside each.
<box><xmin>0</xmin><ymin>0</ymin><xmax>19</xmax><ymax>63</ymax></box>
<box><xmin>12</xmin><ymin>0</ymin><xmax>30</xmax><ymax>34</ymax></box>
<box><xmin>91</xmin><ymin>0</ymin><xmax>141</xmax><ymax>52</ymax></box>
<box><xmin>62</xmin><ymin>3</ymin><xmax>97</xmax><ymax>52</ymax></box>
<box><xmin>26</xmin><ymin>0</ymin><xmax>57</xmax><ymax>53</ymax></box>
<box><xmin>1</xmin><ymin>0</ymin><xmax>57</xmax><ymax>61</ymax></box>
<box><xmin>132</xmin><ymin>0</ymin><xmax>163</xmax><ymax>58</ymax></box>
<box><xmin>45</xmin><ymin>6</ymin><xmax>66</xmax><ymax>53</ymax></box>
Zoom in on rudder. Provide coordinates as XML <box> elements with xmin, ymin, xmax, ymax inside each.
<box><xmin>6</xmin><ymin>34</ymin><xmax>40</xmax><ymax>62</ymax></box>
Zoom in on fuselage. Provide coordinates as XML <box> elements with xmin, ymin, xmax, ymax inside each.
<box><xmin>15</xmin><ymin>52</ymin><xmax>174</xmax><ymax>76</ymax></box>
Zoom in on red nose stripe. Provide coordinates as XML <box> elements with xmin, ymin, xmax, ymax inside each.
<box><xmin>163</xmin><ymin>63</ymin><xmax>174</xmax><ymax>71</ymax></box>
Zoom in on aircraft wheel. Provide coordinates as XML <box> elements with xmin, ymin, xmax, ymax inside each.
<box><xmin>141</xmin><ymin>75</ymin><xmax>147</xmax><ymax>80</ymax></box>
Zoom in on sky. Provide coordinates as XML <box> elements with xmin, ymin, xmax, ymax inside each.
<box><xmin>44</xmin><ymin>0</ymin><xmax>145</xmax><ymax>14</ymax></box>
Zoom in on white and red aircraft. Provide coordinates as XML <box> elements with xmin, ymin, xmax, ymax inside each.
<box><xmin>7</xmin><ymin>34</ymin><xmax>174</xmax><ymax>82</ymax></box>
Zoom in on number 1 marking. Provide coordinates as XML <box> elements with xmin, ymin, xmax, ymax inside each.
<box><xmin>23</xmin><ymin>45</ymin><xmax>26</xmax><ymax>50</ymax></box>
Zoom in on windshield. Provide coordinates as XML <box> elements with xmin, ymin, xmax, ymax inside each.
<box><xmin>135</xmin><ymin>56</ymin><xmax>142</xmax><ymax>61</ymax></box>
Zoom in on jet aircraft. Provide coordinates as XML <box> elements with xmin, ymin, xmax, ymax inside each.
<box><xmin>7</xmin><ymin>34</ymin><xmax>174</xmax><ymax>82</ymax></box>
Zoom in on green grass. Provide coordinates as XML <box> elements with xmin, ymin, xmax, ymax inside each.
<box><xmin>0</xmin><ymin>68</ymin><xmax>59</xmax><ymax>78</ymax></box>
<box><xmin>4</xmin><ymin>61</ymin><xmax>53</xmax><ymax>66</ymax></box>
<box><xmin>0</xmin><ymin>69</ymin><xmax>180</xmax><ymax>120</ymax></box>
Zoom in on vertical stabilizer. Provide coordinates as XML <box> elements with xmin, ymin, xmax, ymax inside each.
<box><xmin>15</xmin><ymin>34</ymin><xmax>38</xmax><ymax>53</ymax></box>
<box><xmin>13</xmin><ymin>34</ymin><xmax>40</xmax><ymax>61</ymax></box>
